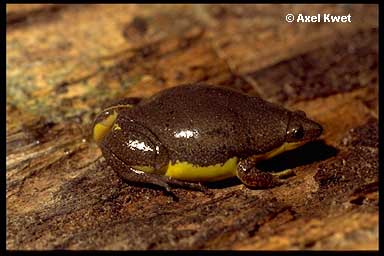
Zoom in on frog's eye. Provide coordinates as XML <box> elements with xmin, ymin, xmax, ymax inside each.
<box><xmin>290</xmin><ymin>126</ymin><xmax>304</xmax><ymax>140</ymax></box>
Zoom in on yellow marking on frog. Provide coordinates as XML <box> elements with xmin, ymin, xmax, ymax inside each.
<box><xmin>165</xmin><ymin>157</ymin><xmax>238</xmax><ymax>182</ymax></box>
<box><xmin>131</xmin><ymin>142</ymin><xmax>304</xmax><ymax>181</ymax></box>
<box><xmin>262</xmin><ymin>141</ymin><xmax>304</xmax><ymax>160</ymax></box>
<box><xmin>93</xmin><ymin>111</ymin><xmax>118</xmax><ymax>143</ymax></box>
<box><xmin>113</xmin><ymin>123</ymin><xmax>122</xmax><ymax>131</ymax></box>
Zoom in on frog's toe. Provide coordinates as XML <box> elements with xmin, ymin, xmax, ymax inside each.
<box><xmin>271</xmin><ymin>169</ymin><xmax>296</xmax><ymax>179</ymax></box>
<box><xmin>166</xmin><ymin>178</ymin><xmax>208</xmax><ymax>192</ymax></box>
<box><xmin>240</xmin><ymin>171</ymin><xmax>281</xmax><ymax>189</ymax></box>
<box><xmin>196</xmin><ymin>182</ymin><xmax>211</xmax><ymax>193</ymax></box>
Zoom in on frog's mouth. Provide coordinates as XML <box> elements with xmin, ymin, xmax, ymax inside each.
<box><xmin>263</xmin><ymin>141</ymin><xmax>306</xmax><ymax>160</ymax></box>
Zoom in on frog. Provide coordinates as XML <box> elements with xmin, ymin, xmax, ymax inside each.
<box><xmin>93</xmin><ymin>83</ymin><xmax>323</xmax><ymax>192</ymax></box>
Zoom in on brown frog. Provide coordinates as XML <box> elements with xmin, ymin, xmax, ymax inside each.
<box><xmin>93</xmin><ymin>84</ymin><xmax>322</xmax><ymax>191</ymax></box>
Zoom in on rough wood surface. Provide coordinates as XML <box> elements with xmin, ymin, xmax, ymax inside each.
<box><xmin>6</xmin><ymin>4</ymin><xmax>378</xmax><ymax>250</ymax></box>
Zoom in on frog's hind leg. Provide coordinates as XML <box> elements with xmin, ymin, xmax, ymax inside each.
<box><xmin>105</xmin><ymin>97</ymin><xmax>143</xmax><ymax>108</ymax></box>
<box><xmin>93</xmin><ymin>97</ymin><xmax>143</xmax><ymax>135</ymax></box>
<box><xmin>117</xmin><ymin>166</ymin><xmax>207</xmax><ymax>193</ymax></box>
<box><xmin>100</xmin><ymin>97</ymin><xmax>143</xmax><ymax>113</ymax></box>
<box><xmin>105</xmin><ymin>149</ymin><xmax>206</xmax><ymax>193</ymax></box>
<box><xmin>236</xmin><ymin>156</ymin><xmax>293</xmax><ymax>189</ymax></box>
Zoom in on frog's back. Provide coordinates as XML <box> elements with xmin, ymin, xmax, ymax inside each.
<box><xmin>129</xmin><ymin>84</ymin><xmax>288</xmax><ymax>166</ymax></box>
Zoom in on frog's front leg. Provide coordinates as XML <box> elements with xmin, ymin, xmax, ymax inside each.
<box><xmin>236</xmin><ymin>156</ymin><xmax>293</xmax><ymax>189</ymax></box>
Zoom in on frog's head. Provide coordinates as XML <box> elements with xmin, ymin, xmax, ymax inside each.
<box><xmin>93</xmin><ymin>105</ymin><xmax>169</xmax><ymax>173</ymax></box>
<box><xmin>285</xmin><ymin>110</ymin><xmax>323</xmax><ymax>145</ymax></box>
<box><xmin>257</xmin><ymin>109</ymin><xmax>323</xmax><ymax>160</ymax></box>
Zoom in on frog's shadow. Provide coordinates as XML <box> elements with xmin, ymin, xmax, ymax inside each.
<box><xmin>206</xmin><ymin>140</ymin><xmax>338</xmax><ymax>189</ymax></box>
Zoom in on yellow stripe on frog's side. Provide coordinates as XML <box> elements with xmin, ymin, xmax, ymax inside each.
<box><xmin>133</xmin><ymin>142</ymin><xmax>304</xmax><ymax>182</ymax></box>
<box><xmin>165</xmin><ymin>157</ymin><xmax>238</xmax><ymax>182</ymax></box>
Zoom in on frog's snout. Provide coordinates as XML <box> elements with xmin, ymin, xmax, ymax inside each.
<box><xmin>305</xmin><ymin>119</ymin><xmax>323</xmax><ymax>140</ymax></box>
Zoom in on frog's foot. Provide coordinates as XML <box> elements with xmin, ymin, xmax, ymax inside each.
<box><xmin>236</xmin><ymin>158</ymin><xmax>283</xmax><ymax>189</ymax></box>
<box><xmin>157</xmin><ymin>176</ymin><xmax>208</xmax><ymax>192</ymax></box>
<box><xmin>113</xmin><ymin>163</ymin><xmax>206</xmax><ymax>193</ymax></box>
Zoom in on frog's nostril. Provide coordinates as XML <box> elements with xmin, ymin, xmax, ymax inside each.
<box><xmin>309</xmin><ymin>121</ymin><xmax>323</xmax><ymax>138</ymax></box>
